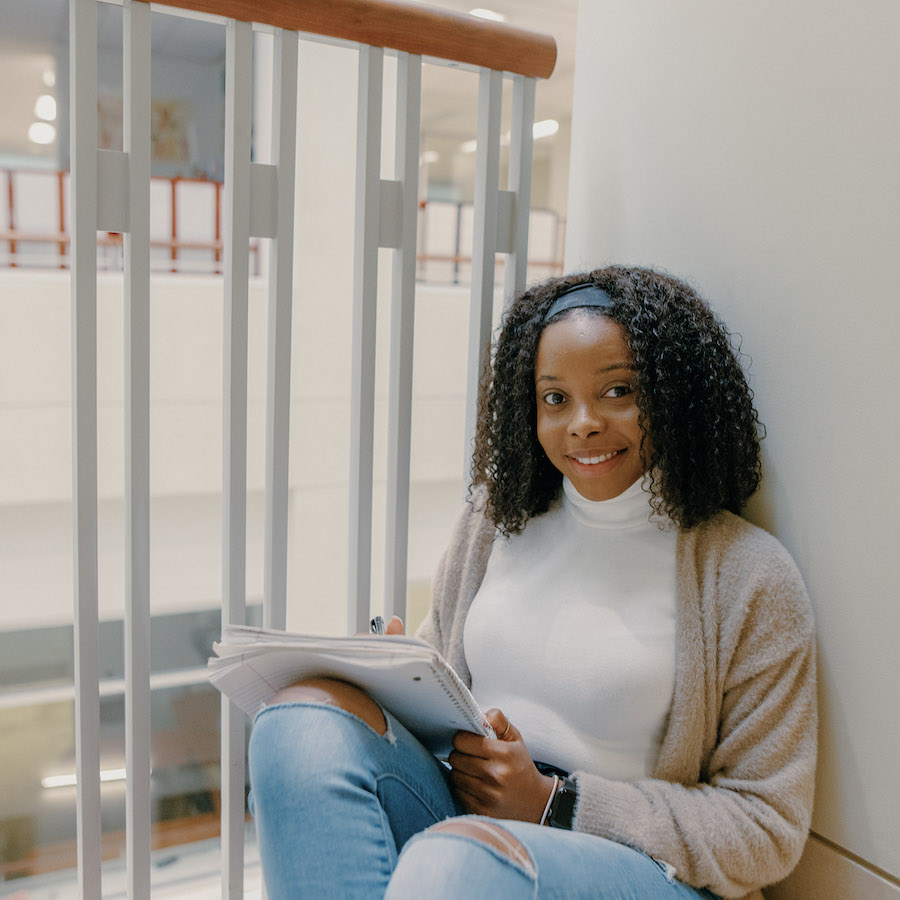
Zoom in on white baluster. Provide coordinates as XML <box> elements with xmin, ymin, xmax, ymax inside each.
<box><xmin>70</xmin><ymin>0</ymin><xmax>102</xmax><ymax>894</ymax></box>
<box><xmin>348</xmin><ymin>45</ymin><xmax>384</xmax><ymax>634</ymax></box>
<box><xmin>503</xmin><ymin>75</ymin><xmax>536</xmax><ymax>304</ymax></box>
<box><xmin>263</xmin><ymin>30</ymin><xmax>299</xmax><ymax>633</ymax></box>
<box><xmin>383</xmin><ymin>53</ymin><xmax>422</xmax><ymax>624</ymax></box>
<box><xmin>464</xmin><ymin>68</ymin><xmax>503</xmax><ymax>485</ymax></box>
<box><xmin>222</xmin><ymin>18</ymin><xmax>253</xmax><ymax>900</ymax></box>
<box><xmin>123</xmin><ymin>1</ymin><xmax>152</xmax><ymax>895</ymax></box>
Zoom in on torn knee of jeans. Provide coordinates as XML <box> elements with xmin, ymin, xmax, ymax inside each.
<box><xmin>425</xmin><ymin>820</ymin><xmax>536</xmax><ymax>877</ymax></box>
<box><xmin>268</xmin><ymin>678</ymin><xmax>389</xmax><ymax>736</ymax></box>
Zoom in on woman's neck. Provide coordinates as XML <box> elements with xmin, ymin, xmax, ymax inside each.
<box><xmin>561</xmin><ymin>474</ymin><xmax>659</xmax><ymax>529</ymax></box>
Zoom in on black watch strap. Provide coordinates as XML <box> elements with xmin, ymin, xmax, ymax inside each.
<box><xmin>547</xmin><ymin>775</ymin><xmax>578</xmax><ymax>829</ymax></box>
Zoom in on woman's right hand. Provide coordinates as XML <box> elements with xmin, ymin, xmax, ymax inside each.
<box><xmin>384</xmin><ymin>616</ymin><xmax>404</xmax><ymax>635</ymax></box>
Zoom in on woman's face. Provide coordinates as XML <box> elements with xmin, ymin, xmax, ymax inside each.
<box><xmin>534</xmin><ymin>312</ymin><xmax>646</xmax><ymax>502</ymax></box>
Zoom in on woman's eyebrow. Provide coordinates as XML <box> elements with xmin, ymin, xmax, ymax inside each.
<box><xmin>597</xmin><ymin>362</ymin><xmax>636</xmax><ymax>373</ymax></box>
<box><xmin>535</xmin><ymin>363</ymin><xmax>634</xmax><ymax>384</ymax></box>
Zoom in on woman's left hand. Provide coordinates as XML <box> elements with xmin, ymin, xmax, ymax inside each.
<box><xmin>448</xmin><ymin>708</ymin><xmax>556</xmax><ymax>822</ymax></box>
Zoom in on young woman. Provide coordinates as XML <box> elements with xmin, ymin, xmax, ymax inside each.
<box><xmin>248</xmin><ymin>266</ymin><xmax>817</xmax><ymax>900</ymax></box>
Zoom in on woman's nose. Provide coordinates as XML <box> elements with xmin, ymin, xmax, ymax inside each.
<box><xmin>568</xmin><ymin>402</ymin><xmax>605</xmax><ymax>437</ymax></box>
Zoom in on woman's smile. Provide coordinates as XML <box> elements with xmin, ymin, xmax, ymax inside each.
<box><xmin>535</xmin><ymin>312</ymin><xmax>646</xmax><ymax>501</ymax></box>
<box><xmin>564</xmin><ymin>446</ymin><xmax>632</xmax><ymax>487</ymax></box>
<box><xmin>568</xmin><ymin>449</ymin><xmax>623</xmax><ymax>465</ymax></box>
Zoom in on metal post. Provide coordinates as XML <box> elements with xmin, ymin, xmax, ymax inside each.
<box><xmin>383</xmin><ymin>53</ymin><xmax>422</xmax><ymax>623</ymax></box>
<box><xmin>263</xmin><ymin>30</ymin><xmax>299</xmax><ymax>633</ymax></box>
<box><xmin>221</xmin><ymin>18</ymin><xmax>253</xmax><ymax>899</ymax></box>
<box><xmin>123</xmin><ymin>1</ymin><xmax>152</xmax><ymax>895</ymax></box>
<box><xmin>463</xmin><ymin>68</ymin><xmax>502</xmax><ymax>485</ymax></box>
<box><xmin>69</xmin><ymin>0</ymin><xmax>102</xmax><ymax>894</ymax></box>
<box><xmin>503</xmin><ymin>75</ymin><xmax>536</xmax><ymax>304</ymax></box>
<box><xmin>347</xmin><ymin>44</ymin><xmax>384</xmax><ymax>634</ymax></box>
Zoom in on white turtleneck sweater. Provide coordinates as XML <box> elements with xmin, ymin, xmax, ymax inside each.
<box><xmin>463</xmin><ymin>476</ymin><xmax>678</xmax><ymax>779</ymax></box>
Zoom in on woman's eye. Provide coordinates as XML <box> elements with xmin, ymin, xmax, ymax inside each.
<box><xmin>606</xmin><ymin>384</ymin><xmax>633</xmax><ymax>399</ymax></box>
<box><xmin>543</xmin><ymin>391</ymin><xmax>565</xmax><ymax>406</ymax></box>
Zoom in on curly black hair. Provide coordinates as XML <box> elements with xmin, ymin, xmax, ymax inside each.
<box><xmin>471</xmin><ymin>266</ymin><xmax>763</xmax><ymax>533</ymax></box>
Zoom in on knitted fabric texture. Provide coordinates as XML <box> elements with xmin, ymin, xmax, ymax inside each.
<box><xmin>416</xmin><ymin>487</ymin><xmax>817</xmax><ymax>900</ymax></box>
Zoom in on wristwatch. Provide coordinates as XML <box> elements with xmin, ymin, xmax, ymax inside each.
<box><xmin>547</xmin><ymin>775</ymin><xmax>578</xmax><ymax>829</ymax></box>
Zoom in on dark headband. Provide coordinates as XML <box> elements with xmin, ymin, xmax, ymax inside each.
<box><xmin>542</xmin><ymin>282</ymin><xmax>615</xmax><ymax>325</ymax></box>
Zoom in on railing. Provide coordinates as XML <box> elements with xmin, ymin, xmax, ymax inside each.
<box><xmin>0</xmin><ymin>168</ymin><xmax>562</xmax><ymax>278</ymax></box>
<box><xmin>416</xmin><ymin>199</ymin><xmax>565</xmax><ymax>284</ymax></box>
<box><xmin>0</xmin><ymin>169</ymin><xmax>260</xmax><ymax>273</ymax></box>
<box><xmin>66</xmin><ymin>0</ymin><xmax>556</xmax><ymax>897</ymax></box>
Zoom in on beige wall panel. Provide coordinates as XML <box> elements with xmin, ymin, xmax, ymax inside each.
<box><xmin>566</xmin><ymin>0</ymin><xmax>900</xmax><ymax>883</ymax></box>
<box><xmin>766</xmin><ymin>835</ymin><xmax>899</xmax><ymax>900</ymax></box>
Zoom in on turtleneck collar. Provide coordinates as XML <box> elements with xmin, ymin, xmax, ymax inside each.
<box><xmin>561</xmin><ymin>473</ymin><xmax>658</xmax><ymax>529</ymax></box>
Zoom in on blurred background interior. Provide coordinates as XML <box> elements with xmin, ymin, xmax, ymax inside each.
<box><xmin>0</xmin><ymin>0</ymin><xmax>575</xmax><ymax>893</ymax></box>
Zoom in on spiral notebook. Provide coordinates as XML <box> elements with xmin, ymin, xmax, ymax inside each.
<box><xmin>208</xmin><ymin>624</ymin><xmax>494</xmax><ymax>756</ymax></box>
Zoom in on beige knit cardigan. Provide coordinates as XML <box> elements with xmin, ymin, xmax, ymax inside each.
<box><xmin>416</xmin><ymin>489</ymin><xmax>817</xmax><ymax>900</ymax></box>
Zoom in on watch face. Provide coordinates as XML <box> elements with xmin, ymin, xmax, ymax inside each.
<box><xmin>550</xmin><ymin>777</ymin><xmax>577</xmax><ymax>829</ymax></box>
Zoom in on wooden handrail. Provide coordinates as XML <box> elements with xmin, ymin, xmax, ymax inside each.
<box><xmin>141</xmin><ymin>0</ymin><xmax>557</xmax><ymax>79</ymax></box>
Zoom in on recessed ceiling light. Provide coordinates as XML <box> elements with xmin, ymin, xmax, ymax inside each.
<box><xmin>533</xmin><ymin>119</ymin><xmax>559</xmax><ymax>139</ymax></box>
<box><xmin>420</xmin><ymin>150</ymin><xmax>440</xmax><ymax>164</ymax></box>
<box><xmin>469</xmin><ymin>8</ymin><xmax>506</xmax><ymax>23</ymax></box>
<box><xmin>460</xmin><ymin>139</ymin><xmax>478</xmax><ymax>154</ymax></box>
<box><xmin>42</xmin><ymin>69</ymin><xmax>56</xmax><ymax>88</ymax></box>
<box><xmin>28</xmin><ymin>122</ymin><xmax>57</xmax><ymax>145</ymax></box>
<box><xmin>35</xmin><ymin>94</ymin><xmax>57</xmax><ymax>122</ymax></box>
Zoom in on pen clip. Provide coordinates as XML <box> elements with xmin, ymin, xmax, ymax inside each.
<box><xmin>370</xmin><ymin>616</ymin><xmax>386</xmax><ymax>635</ymax></box>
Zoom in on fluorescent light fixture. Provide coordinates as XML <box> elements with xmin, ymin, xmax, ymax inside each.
<box><xmin>469</xmin><ymin>8</ymin><xmax>506</xmax><ymax>22</ymax></box>
<box><xmin>462</xmin><ymin>119</ymin><xmax>559</xmax><ymax>155</ymax></box>
<box><xmin>533</xmin><ymin>119</ymin><xmax>559</xmax><ymax>139</ymax></box>
<box><xmin>35</xmin><ymin>94</ymin><xmax>57</xmax><ymax>121</ymax></box>
<box><xmin>420</xmin><ymin>150</ymin><xmax>440</xmax><ymax>165</ymax></box>
<box><xmin>42</xmin><ymin>767</ymin><xmax>128</xmax><ymax>789</ymax></box>
<box><xmin>28</xmin><ymin>122</ymin><xmax>56</xmax><ymax>145</ymax></box>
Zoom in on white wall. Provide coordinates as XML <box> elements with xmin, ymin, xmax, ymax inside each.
<box><xmin>0</xmin><ymin>268</ymin><xmax>471</xmax><ymax>632</ymax></box>
<box><xmin>566</xmin><ymin>0</ymin><xmax>900</xmax><ymax>889</ymax></box>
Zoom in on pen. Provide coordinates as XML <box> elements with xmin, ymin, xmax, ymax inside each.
<box><xmin>369</xmin><ymin>615</ymin><xmax>386</xmax><ymax>635</ymax></box>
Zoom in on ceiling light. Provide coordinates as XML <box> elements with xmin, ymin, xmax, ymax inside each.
<box><xmin>533</xmin><ymin>119</ymin><xmax>559</xmax><ymax>139</ymax></box>
<box><xmin>461</xmin><ymin>119</ymin><xmax>560</xmax><ymax>155</ymax></box>
<box><xmin>28</xmin><ymin>122</ymin><xmax>57</xmax><ymax>145</ymax></box>
<box><xmin>35</xmin><ymin>94</ymin><xmax>57</xmax><ymax>121</ymax></box>
<box><xmin>42</xmin><ymin>69</ymin><xmax>56</xmax><ymax>88</ymax></box>
<box><xmin>41</xmin><ymin>774</ymin><xmax>78</xmax><ymax>789</ymax></box>
<box><xmin>42</xmin><ymin>767</ymin><xmax>128</xmax><ymax>789</ymax></box>
<box><xmin>420</xmin><ymin>150</ymin><xmax>440</xmax><ymax>165</ymax></box>
<box><xmin>469</xmin><ymin>8</ymin><xmax>506</xmax><ymax>22</ymax></box>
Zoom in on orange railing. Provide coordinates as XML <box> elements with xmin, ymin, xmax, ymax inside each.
<box><xmin>1</xmin><ymin>168</ymin><xmax>564</xmax><ymax>280</ymax></box>
<box><xmin>0</xmin><ymin>168</ymin><xmax>261</xmax><ymax>273</ymax></box>
<box><xmin>151</xmin><ymin>0</ymin><xmax>556</xmax><ymax>78</ymax></box>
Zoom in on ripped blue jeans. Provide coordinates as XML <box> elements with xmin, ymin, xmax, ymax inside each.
<box><xmin>248</xmin><ymin>702</ymin><xmax>721</xmax><ymax>900</ymax></box>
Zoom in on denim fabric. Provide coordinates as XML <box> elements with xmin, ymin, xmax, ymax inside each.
<box><xmin>248</xmin><ymin>702</ymin><xmax>720</xmax><ymax>900</ymax></box>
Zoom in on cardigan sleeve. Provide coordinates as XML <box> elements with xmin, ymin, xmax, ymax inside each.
<box><xmin>572</xmin><ymin>545</ymin><xmax>817</xmax><ymax>899</ymax></box>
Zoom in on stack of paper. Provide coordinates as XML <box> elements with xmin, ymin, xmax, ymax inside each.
<box><xmin>208</xmin><ymin>625</ymin><xmax>493</xmax><ymax>756</ymax></box>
